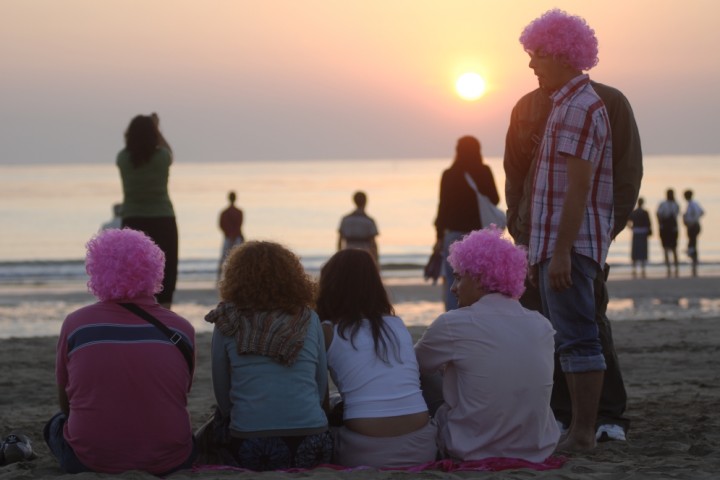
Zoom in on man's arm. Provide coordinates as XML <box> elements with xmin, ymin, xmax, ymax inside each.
<box><xmin>414</xmin><ymin>318</ymin><xmax>451</xmax><ymax>375</ymax></box>
<box><xmin>58</xmin><ymin>385</ymin><xmax>70</xmax><ymax>416</ymax></box>
<box><xmin>548</xmin><ymin>156</ymin><xmax>592</xmax><ymax>291</ymax></box>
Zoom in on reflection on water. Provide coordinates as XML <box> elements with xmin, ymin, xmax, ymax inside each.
<box><xmin>2</xmin><ymin>294</ymin><xmax>719</xmax><ymax>339</ymax></box>
<box><xmin>607</xmin><ymin>297</ymin><xmax>720</xmax><ymax>321</ymax></box>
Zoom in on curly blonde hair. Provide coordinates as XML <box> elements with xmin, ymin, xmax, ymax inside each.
<box><xmin>219</xmin><ymin>241</ymin><xmax>314</xmax><ymax>314</ymax></box>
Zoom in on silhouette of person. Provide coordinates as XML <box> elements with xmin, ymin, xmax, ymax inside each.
<box><xmin>100</xmin><ymin>203</ymin><xmax>123</xmax><ymax>231</ymax></box>
<box><xmin>515</xmin><ymin>10</ymin><xmax>615</xmax><ymax>451</ymax></box>
<box><xmin>434</xmin><ymin>136</ymin><xmax>499</xmax><ymax>311</ymax></box>
<box><xmin>338</xmin><ymin>191</ymin><xmax>379</xmax><ymax>264</ymax></box>
<box><xmin>657</xmin><ymin>189</ymin><xmax>680</xmax><ymax>278</ymax></box>
<box><xmin>117</xmin><ymin>113</ymin><xmax>177</xmax><ymax>308</ymax></box>
<box><xmin>218</xmin><ymin>191</ymin><xmax>244</xmax><ymax>279</ymax></box>
<box><xmin>627</xmin><ymin>198</ymin><xmax>651</xmax><ymax>278</ymax></box>
<box><xmin>682</xmin><ymin>189</ymin><xmax>704</xmax><ymax>277</ymax></box>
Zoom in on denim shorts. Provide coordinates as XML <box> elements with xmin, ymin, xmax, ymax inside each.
<box><xmin>538</xmin><ymin>252</ymin><xmax>607</xmax><ymax>373</ymax></box>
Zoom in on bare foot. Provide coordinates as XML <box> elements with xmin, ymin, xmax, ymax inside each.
<box><xmin>556</xmin><ymin>434</ymin><xmax>596</xmax><ymax>453</ymax></box>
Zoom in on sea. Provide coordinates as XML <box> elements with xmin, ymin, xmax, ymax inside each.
<box><xmin>1</xmin><ymin>155</ymin><xmax>719</xmax><ymax>337</ymax></box>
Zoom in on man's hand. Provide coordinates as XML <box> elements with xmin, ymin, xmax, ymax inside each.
<box><xmin>548</xmin><ymin>250</ymin><xmax>572</xmax><ymax>291</ymax></box>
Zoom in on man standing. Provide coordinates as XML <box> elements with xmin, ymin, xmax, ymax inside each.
<box><xmin>218</xmin><ymin>191</ymin><xmax>244</xmax><ymax>279</ymax></box>
<box><xmin>683</xmin><ymin>189</ymin><xmax>704</xmax><ymax>277</ymax></box>
<box><xmin>515</xmin><ymin>9</ymin><xmax>616</xmax><ymax>451</ymax></box>
<box><xmin>504</xmin><ymin>61</ymin><xmax>642</xmax><ymax>444</ymax></box>
<box><xmin>338</xmin><ymin>191</ymin><xmax>379</xmax><ymax>264</ymax></box>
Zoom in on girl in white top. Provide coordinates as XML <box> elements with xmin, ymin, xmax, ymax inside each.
<box><xmin>316</xmin><ymin>249</ymin><xmax>437</xmax><ymax>468</ymax></box>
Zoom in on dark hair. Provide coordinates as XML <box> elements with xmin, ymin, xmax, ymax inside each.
<box><xmin>316</xmin><ymin>249</ymin><xmax>399</xmax><ymax>363</ymax></box>
<box><xmin>684</xmin><ymin>189</ymin><xmax>693</xmax><ymax>201</ymax></box>
<box><xmin>666</xmin><ymin>188</ymin><xmax>675</xmax><ymax>202</ymax></box>
<box><xmin>453</xmin><ymin>135</ymin><xmax>484</xmax><ymax>174</ymax></box>
<box><xmin>353</xmin><ymin>191</ymin><xmax>367</xmax><ymax>208</ymax></box>
<box><xmin>125</xmin><ymin>115</ymin><xmax>159</xmax><ymax>167</ymax></box>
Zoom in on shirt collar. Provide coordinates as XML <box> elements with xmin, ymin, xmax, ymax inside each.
<box><xmin>550</xmin><ymin>73</ymin><xmax>590</xmax><ymax>105</ymax></box>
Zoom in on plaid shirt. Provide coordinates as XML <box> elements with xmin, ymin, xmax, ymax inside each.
<box><xmin>529</xmin><ymin>74</ymin><xmax>614</xmax><ymax>267</ymax></box>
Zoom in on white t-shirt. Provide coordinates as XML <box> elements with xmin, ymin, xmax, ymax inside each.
<box><xmin>326</xmin><ymin>316</ymin><xmax>427</xmax><ymax>419</ymax></box>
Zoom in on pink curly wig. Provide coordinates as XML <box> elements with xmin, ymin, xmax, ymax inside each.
<box><xmin>520</xmin><ymin>9</ymin><xmax>599</xmax><ymax>71</ymax></box>
<box><xmin>447</xmin><ymin>226</ymin><xmax>527</xmax><ymax>299</ymax></box>
<box><xmin>85</xmin><ymin>228</ymin><xmax>165</xmax><ymax>301</ymax></box>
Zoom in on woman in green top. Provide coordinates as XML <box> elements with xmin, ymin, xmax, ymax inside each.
<box><xmin>116</xmin><ymin>113</ymin><xmax>177</xmax><ymax>308</ymax></box>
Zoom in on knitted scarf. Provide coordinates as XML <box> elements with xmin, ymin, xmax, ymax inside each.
<box><xmin>204</xmin><ymin>302</ymin><xmax>311</xmax><ymax>366</ymax></box>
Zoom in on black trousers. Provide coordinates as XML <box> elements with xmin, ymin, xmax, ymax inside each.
<box><xmin>520</xmin><ymin>264</ymin><xmax>630</xmax><ymax>431</ymax></box>
<box><xmin>121</xmin><ymin>216</ymin><xmax>178</xmax><ymax>305</ymax></box>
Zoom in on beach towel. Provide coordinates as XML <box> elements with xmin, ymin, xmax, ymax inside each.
<box><xmin>192</xmin><ymin>455</ymin><xmax>567</xmax><ymax>474</ymax></box>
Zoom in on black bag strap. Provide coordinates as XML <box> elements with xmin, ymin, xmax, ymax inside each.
<box><xmin>118</xmin><ymin>302</ymin><xmax>194</xmax><ymax>374</ymax></box>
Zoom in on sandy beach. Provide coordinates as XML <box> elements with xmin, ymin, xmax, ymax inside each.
<box><xmin>1</xmin><ymin>276</ymin><xmax>719</xmax><ymax>479</ymax></box>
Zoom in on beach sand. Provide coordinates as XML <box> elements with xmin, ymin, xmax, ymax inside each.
<box><xmin>1</xmin><ymin>277</ymin><xmax>719</xmax><ymax>479</ymax></box>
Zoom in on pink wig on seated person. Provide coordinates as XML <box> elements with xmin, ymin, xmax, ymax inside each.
<box><xmin>447</xmin><ymin>226</ymin><xmax>527</xmax><ymax>299</ymax></box>
<box><xmin>520</xmin><ymin>9</ymin><xmax>599</xmax><ymax>72</ymax></box>
<box><xmin>85</xmin><ymin>228</ymin><xmax>165</xmax><ymax>301</ymax></box>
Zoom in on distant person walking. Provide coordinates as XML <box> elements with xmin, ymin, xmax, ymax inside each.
<box><xmin>627</xmin><ymin>198</ymin><xmax>651</xmax><ymax>278</ymax></box>
<box><xmin>338</xmin><ymin>191</ymin><xmax>379</xmax><ymax>264</ymax></box>
<box><xmin>218</xmin><ymin>191</ymin><xmax>244</xmax><ymax>279</ymax></box>
<box><xmin>683</xmin><ymin>189</ymin><xmax>704</xmax><ymax>277</ymax></box>
<box><xmin>657</xmin><ymin>189</ymin><xmax>680</xmax><ymax>278</ymax></box>
<box><xmin>434</xmin><ymin>136</ymin><xmax>499</xmax><ymax>311</ymax></box>
<box><xmin>100</xmin><ymin>203</ymin><xmax>123</xmax><ymax>231</ymax></box>
<box><xmin>117</xmin><ymin>112</ymin><xmax>178</xmax><ymax>308</ymax></box>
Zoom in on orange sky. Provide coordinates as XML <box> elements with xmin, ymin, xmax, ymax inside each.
<box><xmin>1</xmin><ymin>0</ymin><xmax>718</xmax><ymax>163</ymax></box>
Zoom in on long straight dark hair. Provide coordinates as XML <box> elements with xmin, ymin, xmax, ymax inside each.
<box><xmin>316</xmin><ymin>249</ymin><xmax>400</xmax><ymax>363</ymax></box>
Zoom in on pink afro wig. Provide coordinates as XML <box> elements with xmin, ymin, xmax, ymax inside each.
<box><xmin>520</xmin><ymin>9</ymin><xmax>599</xmax><ymax>71</ymax></box>
<box><xmin>85</xmin><ymin>228</ymin><xmax>165</xmax><ymax>301</ymax></box>
<box><xmin>447</xmin><ymin>226</ymin><xmax>527</xmax><ymax>299</ymax></box>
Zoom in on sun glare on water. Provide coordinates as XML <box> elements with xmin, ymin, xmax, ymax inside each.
<box><xmin>455</xmin><ymin>72</ymin><xmax>486</xmax><ymax>101</ymax></box>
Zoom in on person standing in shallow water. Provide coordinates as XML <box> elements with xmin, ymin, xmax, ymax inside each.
<box><xmin>657</xmin><ymin>189</ymin><xmax>680</xmax><ymax>278</ymax></box>
<box><xmin>628</xmin><ymin>198</ymin><xmax>651</xmax><ymax>279</ymax></box>
<box><xmin>117</xmin><ymin>113</ymin><xmax>178</xmax><ymax>308</ymax></box>
<box><xmin>682</xmin><ymin>189</ymin><xmax>704</xmax><ymax>277</ymax></box>
<box><xmin>434</xmin><ymin>136</ymin><xmax>499</xmax><ymax>311</ymax></box>
<box><xmin>217</xmin><ymin>190</ymin><xmax>244</xmax><ymax>280</ymax></box>
<box><xmin>338</xmin><ymin>191</ymin><xmax>379</xmax><ymax>264</ymax></box>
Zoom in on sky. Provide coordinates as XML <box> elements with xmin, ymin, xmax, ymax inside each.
<box><xmin>2</xmin><ymin>0</ymin><xmax>719</xmax><ymax>165</ymax></box>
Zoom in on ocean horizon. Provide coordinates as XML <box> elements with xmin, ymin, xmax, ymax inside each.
<box><xmin>2</xmin><ymin>155</ymin><xmax>719</xmax><ymax>286</ymax></box>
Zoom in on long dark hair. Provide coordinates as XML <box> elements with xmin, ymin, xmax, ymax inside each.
<box><xmin>452</xmin><ymin>135</ymin><xmax>485</xmax><ymax>176</ymax></box>
<box><xmin>124</xmin><ymin>115</ymin><xmax>159</xmax><ymax>167</ymax></box>
<box><xmin>316</xmin><ymin>249</ymin><xmax>399</xmax><ymax>363</ymax></box>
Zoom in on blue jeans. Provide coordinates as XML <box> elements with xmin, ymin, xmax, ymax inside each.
<box><xmin>538</xmin><ymin>253</ymin><xmax>607</xmax><ymax>373</ymax></box>
<box><xmin>44</xmin><ymin>412</ymin><xmax>197</xmax><ymax>475</ymax></box>
<box><xmin>442</xmin><ymin>230</ymin><xmax>466</xmax><ymax>311</ymax></box>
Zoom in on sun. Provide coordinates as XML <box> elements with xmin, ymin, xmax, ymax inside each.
<box><xmin>455</xmin><ymin>72</ymin><xmax>486</xmax><ymax>101</ymax></box>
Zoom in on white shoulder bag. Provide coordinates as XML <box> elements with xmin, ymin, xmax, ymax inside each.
<box><xmin>464</xmin><ymin>172</ymin><xmax>506</xmax><ymax>230</ymax></box>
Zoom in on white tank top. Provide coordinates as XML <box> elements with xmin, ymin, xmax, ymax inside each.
<box><xmin>325</xmin><ymin>316</ymin><xmax>428</xmax><ymax>419</ymax></box>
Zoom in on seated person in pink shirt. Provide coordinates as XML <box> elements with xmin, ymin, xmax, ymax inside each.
<box><xmin>415</xmin><ymin>226</ymin><xmax>559</xmax><ymax>462</ymax></box>
<box><xmin>44</xmin><ymin>229</ymin><xmax>196</xmax><ymax>475</ymax></box>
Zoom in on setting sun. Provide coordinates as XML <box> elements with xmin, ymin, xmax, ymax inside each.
<box><xmin>455</xmin><ymin>72</ymin><xmax>486</xmax><ymax>101</ymax></box>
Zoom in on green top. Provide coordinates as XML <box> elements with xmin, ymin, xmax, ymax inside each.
<box><xmin>116</xmin><ymin>147</ymin><xmax>175</xmax><ymax>218</ymax></box>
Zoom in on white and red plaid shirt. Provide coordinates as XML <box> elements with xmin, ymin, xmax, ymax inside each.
<box><xmin>529</xmin><ymin>74</ymin><xmax>614</xmax><ymax>267</ymax></box>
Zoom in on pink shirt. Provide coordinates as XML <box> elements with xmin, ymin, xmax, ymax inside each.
<box><xmin>415</xmin><ymin>294</ymin><xmax>559</xmax><ymax>462</ymax></box>
<box><xmin>529</xmin><ymin>74</ymin><xmax>614</xmax><ymax>267</ymax></box>
<box><xmin>56</xmin><ymin>296</ymin><xmax>194</xmax><ymax>474</ymax></box>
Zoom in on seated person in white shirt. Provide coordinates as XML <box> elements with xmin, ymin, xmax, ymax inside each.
<box><xmin>316</xmin><ymin>249</ymin><xmax>437</xmax><ymax>468</ymax></box>
<box><xmin>415</xmin><ymin>226</ymin><xmax>560</xmax><ymax>462</ymax></box>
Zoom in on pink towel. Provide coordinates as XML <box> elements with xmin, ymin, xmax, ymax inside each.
<box><xmin>192</xmin><ymin>455</ymin><xmax>567</xmax><ymax>473</ymax></box>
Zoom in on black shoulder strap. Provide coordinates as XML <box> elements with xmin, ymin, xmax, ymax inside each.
<box><xmin>118</xmin><ymin>302</ymin><xmax>194</xmax><ymax>374</ymax></box>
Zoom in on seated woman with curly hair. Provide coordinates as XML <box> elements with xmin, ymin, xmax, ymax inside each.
<box><xmin>316</xmin><ymin>249</ymin><xmax>437</xmax><ymax>468</ymax></box>
<box><xmin>204</xmin><ymin>241</ymin><xmax>331</xmax><ymax>471</ymax></box>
